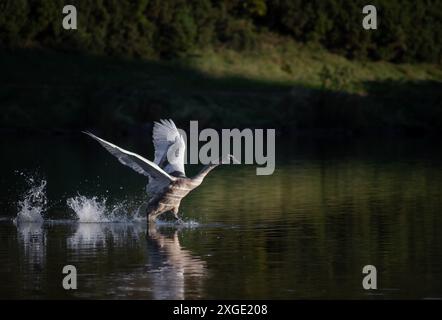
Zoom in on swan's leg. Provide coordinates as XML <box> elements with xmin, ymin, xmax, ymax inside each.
<box><xmin>172</xmin><ymin>207</ymin><xmax>184</xmax><ymax>224</ymax></box>
<box><xmin>148</xmin><ymin>211</ymin><xmax>160</xmax><ymax>224</ymax></box>
<box><xmin>174</xmin><ymin>213</ymin><xmax>184</xmax><ymax>224</ymax></box>
<box><xmin>147</xmin><ymin>203</ymin><xmax>165</xmax><ymax>224</ymax></box>
<box><xmin>175</xmin><ymin>217</ymin><xmax>184</xmax><ymax>224</ymax></box>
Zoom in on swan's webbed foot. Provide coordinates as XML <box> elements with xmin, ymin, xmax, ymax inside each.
<box><xmin>174</xmin><ymin>213</ymin><xmax>184</xmax><ymax>224</ymax></box>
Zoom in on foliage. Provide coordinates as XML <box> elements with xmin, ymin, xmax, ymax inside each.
<box><xmin>263</xmin><ymin>0</ymin><xmax>442</xmax><ymax>63</ymax></box>
<box><xmin>0</xmin><ymin>0</ymin><xmax>440</xmax><ymax>62</ymax></box>
<box><xmin>1</xmin><ymin>45</ymin><xmax>441</xmax><ymax>134</ymax></box>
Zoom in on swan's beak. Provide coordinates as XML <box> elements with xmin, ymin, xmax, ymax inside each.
<box><xmin>229</xmin><ymin>155</ymin><xmax>240</xmax><ymax>164</ymax></box>
<box><xmin>219</xmin><ymin>154</ymin><xmax>240</xmax><ymax>164</ymax></box>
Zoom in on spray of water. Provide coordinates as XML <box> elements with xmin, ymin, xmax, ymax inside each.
<box><xmin>65</xmin><ymin>195</ymin><xmax>199</xmax><ymax>226</ymax></box>
<box><xmin>12</xmin><ymin>174</ymin><xmax>198</xmax><ymax>225</ymax></box>
<box><xmin>66</xmin><ymin>195</ymin><xmax>146</xmax><ymax>222</ymax></box>
<box><xmin>67</xmin><ymin>196</ymin><xmax>108</xmax><ymax>222</ymax></box>
<box><xmin>14</xmin><ymin>178</ymin><xmax>47</xmax><ymax>223</ymax></box>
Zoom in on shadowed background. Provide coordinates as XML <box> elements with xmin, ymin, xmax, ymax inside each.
<box><xmin>0</xmin><ymin>0</ymin><xmax>441</xmax><ymax>300</ymax></box>
<box><xmin>0</xmin><ymin>0</ymin><xmax>440</xmax><ymax>136</ymax></box>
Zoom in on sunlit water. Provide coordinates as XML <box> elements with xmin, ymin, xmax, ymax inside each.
<box><xmin>0</xmin><ymin>135</ymin><xmax>441</xmax><ymax>299</ymax></box>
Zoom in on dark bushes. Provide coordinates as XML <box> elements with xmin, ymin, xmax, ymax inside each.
<box><xmin>0</xmin><ymin>0</ymin><xmax>440</xmax><ymax>63</ymax></box>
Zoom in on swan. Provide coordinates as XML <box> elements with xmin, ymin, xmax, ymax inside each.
<box><xmin>84</xmin><ymin>119</ymin><xmax>236</xmax><ymax>223</ymax></box>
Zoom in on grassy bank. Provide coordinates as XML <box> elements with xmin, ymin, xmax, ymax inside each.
<box><xmin>1</xmin><ymin>36</ymin><xmax>441</xmax><ymax>136</ymax></box>
<box><xmin>187</xmin><ymin>36</ymin><xmax>442</xmax><ymax>94</ymax></box>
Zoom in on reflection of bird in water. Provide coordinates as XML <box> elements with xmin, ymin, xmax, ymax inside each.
<box><xmin>84</xmin><ymin>119</ymin><xmax>236</xmax><ymax>223</ymax></box>
<box><xmin>65</xmin><ymin>223</ymin><xmax>206</xmax><ymax>299</ymax></box>
<box><xmin>147</xmin><ymin>224</ymin><xmax>206</xmax><ymax>299</ymax></box>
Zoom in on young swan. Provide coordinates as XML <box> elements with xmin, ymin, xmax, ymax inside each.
<box><xmin>84</xmin><ymin>119</ymin><xmax>238</xmax><ymax>223</ymax></box>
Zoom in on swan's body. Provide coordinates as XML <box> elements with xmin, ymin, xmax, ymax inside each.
<box><xmin>84</xmin><ymin>119</ymin><xmax>233</xmax><ymax>223</ymax></box>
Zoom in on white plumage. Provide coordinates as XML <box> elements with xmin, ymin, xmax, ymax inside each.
<box><xmin>84</xmin><ymin>119</ymin><xmax>236</xmax><ymax>223</ymax></box>
<box><xmin>152</xmin><ymin>119</ymin><xmax>186</xmax><ymax>177</ymax></box>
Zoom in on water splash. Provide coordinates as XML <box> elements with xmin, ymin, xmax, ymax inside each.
<box><xmin>67</xmin><ymin>195</ymin><xmax>110</xmax><ymax>222</ymax></box>
<box><xmin>156</xmin><ymin>218</ymin><xmax>200</xmax><ymax>228</ymax></box>
<box><xmin>66</xmin><ymin>195</ymin><xmax>199</xmax><ymax>226</ymax></box>
<box><xmin>13</xmin><ymin>179</ymin><xmax>198</xmax><ymax>225</ymax></box>
<box><xmin>133</xmin><ymin>203</ymin><xmax>148</xmax><ymax>222</ymax></box>
<box><xmin>66</xmin><ymin>195</ymin><xmax>146</xmax><ymax>222</ymax></box>
<box><xmin>14</xmin><ymin>178</ymin><xmax>47</xmax><ymax>223</ymax></box>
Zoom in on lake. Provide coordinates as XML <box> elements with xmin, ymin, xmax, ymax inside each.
<box><xmin>0</xmin><ymin>134</ymin><xmax>441</xmax><ymax>299</ymax></box>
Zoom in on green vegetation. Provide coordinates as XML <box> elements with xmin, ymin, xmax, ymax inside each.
<box><xmin>0</xmin><ymin>0</ymin><xmax>441</xmax><ymax>135</ymax></box>
<box><xmin>1</xmin><ymin>37</ymin><xmax>441</xmax><ymax>135</ymax></box>
<box><xmin>188</xmin><ymin>36</ymin><xmax>442</xmax><ymax>93</ymax></box>
<box><xmin>1</xmin><ymin>0</ymin><xmax>441</xmax><ymax>62</ymax></box>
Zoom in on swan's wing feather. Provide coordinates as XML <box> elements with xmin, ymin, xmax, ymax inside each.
<box><xmin>83</xmin><ymin>131</ymin><xmax>174</xmax><ymax>182</ymax></box>
<box><xmin>152</xmin><ymin>119</ymin><xmax>186</xmax><ymax>176</ymax></box>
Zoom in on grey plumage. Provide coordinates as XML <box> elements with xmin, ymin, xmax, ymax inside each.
<box><xmin>83</xmin><ymin>119</ymin><xmax>235</xmax><ymax>223</ymax></box>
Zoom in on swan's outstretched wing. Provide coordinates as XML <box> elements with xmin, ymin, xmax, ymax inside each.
<box><xmin>152</xmin><ymin>119</ymin><xmax>186</xmax><ymax>177</ymax></box>
<box><xmin>83</xmin><ymin>131</ymin><xmax>174</xmax><ymax>183</ymax></box>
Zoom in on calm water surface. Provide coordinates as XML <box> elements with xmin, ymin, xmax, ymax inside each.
<box><xmin>0</xmin><ymin>135</ymin><xmax>441</xmax><ymax>299</ymax></box>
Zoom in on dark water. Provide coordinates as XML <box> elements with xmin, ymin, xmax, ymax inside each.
<box><xmin>0</xmin><ymin>134</ymin><xmax>442</xmax><ymax>299</ymax></box>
